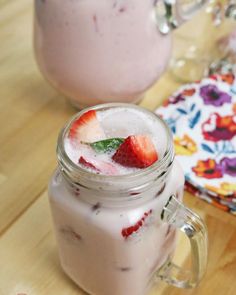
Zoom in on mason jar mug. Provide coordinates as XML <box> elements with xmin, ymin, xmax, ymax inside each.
<box><xmin>48</xmin><ymin>103</ymin><xmax>208</xmax><ymax>295</ymax></box>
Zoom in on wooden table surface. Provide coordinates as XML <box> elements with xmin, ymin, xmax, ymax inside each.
<box><xmin>1</xmin><ymin>1</ymin><xmax>236</xmax><ymax>295</ymax></box>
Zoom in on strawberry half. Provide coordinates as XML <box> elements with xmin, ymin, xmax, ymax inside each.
<box><xmin>112</xmin><ymin>135</ymin><xmax>158</xmax><ymax>168</ymax></box>
<box><xmin>79</xmin><ymin>156</ymin><xmax>118</xmax><ymax>175</ymax></box>
<box><xmin>68</xmin><ymin>110</ymin><xmax>105</xmax><ymax>143</ymax></box>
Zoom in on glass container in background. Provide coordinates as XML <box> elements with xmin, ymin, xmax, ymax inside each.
<box><xmin>34</xmin><ymin>0</ymin><xmax>206</xmax><ymax>108</ymax></box>
<box><xmin>170</xmin><ymin>0</ymin><xmax>236</xmax><ymax>83</ymax></box>
<box><xmin>209</xmin><ymin>1</ymin><xmax>236</xmax><ymax>75</ymax></box>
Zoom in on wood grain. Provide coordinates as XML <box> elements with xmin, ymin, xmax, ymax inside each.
<box><xmin>0</xmin><ymin>1</ymin><xmax>236</xmax><ymax>295</ymax></box>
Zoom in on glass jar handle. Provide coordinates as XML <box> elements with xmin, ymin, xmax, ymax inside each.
<box><xmin>155</xmin><ymin>0</ymin><xmax>208</xmax><ymax>34</ymax></box>
<box><xmin>157</xmin><ymin>195</ymin><xmax>208</xmax><ymax>288</ymax></box>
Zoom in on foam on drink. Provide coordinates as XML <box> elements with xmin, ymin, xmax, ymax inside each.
<box><xmin>64</xmin><ymin>107</ymin><xmax>168</xmax><ymax>175</ymax></box>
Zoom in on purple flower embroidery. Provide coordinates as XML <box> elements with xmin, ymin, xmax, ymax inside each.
<box><xmin>220</xmin><ymin>157</ymin><xmax>236</xmax><ymax>176</ymax></box>
<box><xmin>169</xmin><ymin>94</ymin><xmax>185</xmax><ymax>104</ymax></box>
<box><xmin>200</xmin><ymin>85</ymin><xmax>231</xmax><ymax>106</ymax></box>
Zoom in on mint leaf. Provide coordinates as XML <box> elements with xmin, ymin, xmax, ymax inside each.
<box><xmin>82</xmin><ymin>138</ymin><xmax>124</xmax><ymax>153</ymax></box>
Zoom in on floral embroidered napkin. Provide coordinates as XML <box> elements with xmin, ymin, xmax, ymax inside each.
<box><xmin>156</xmin><ymin>73</ymin><xmax>236</xmax><ymax>215</ymax></box>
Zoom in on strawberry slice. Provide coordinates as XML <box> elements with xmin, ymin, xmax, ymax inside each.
<box><xmin>112</xmin><ymin>135</ymin><xmax>158</xmax><ymax>168</ymax></box>
<box><xmin>68</xmin><ymin>110</ymin><xmax>105</xmax><ymax>143</ymax></box>
<box><xmin>79</xmin><ymin>156</ymin><xmax>118</xmax><ymax>175</ymax></box>
<box><xmin>121</xmin><ymin>209</ymin><xmax>152</xmax><ymax>239</ymax></box>
<box><xmin>79</xmin><ymin>156</ymin><xmax>100</xmax><ymax>173</ymax></box>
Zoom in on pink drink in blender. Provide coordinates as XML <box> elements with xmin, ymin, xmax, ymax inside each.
<box><xmin>34</xmin><ymin>0</ymin><xmax>172</xmax><ymax>107</ymax></box>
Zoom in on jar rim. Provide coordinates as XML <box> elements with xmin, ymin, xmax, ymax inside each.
<box><xmin>57</xmin><ymin>103</ymin><xmax>174</xmax><ymax>186</ymax></box>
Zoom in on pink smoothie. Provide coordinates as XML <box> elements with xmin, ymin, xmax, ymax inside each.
<box><xmin>49</xmin><ymin>162</ymin><xmax>183</xmax><ymax>295</ymax></box>
<box><xmin>48</xmin><ymin>105</ymin><xmax>185</xmax><ymax>295</ymax></box>
<box><xmin>34</xmin><ymin>0</ymin><xmax>172</xmax><ymax>107</ymax></box>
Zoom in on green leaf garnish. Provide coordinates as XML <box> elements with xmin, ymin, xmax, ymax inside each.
<box><xmin>82</xmin><ymin>138</ymin><xmax>124</xmax><ymax>153</ymax></box>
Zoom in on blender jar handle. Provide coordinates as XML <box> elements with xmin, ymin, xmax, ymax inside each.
<box><xmin>155</xmin><ymin>0</ymin><xmax>208</xmax><ymax>34</ymax></box>
<box><xmin>157</xmin><ymin>195</ymin><xmax>208</xmax><ymax>288</ymax></box>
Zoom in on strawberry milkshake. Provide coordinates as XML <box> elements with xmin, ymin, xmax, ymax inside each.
<box><xmin>49</xmin><ymin>104</ymin><xmax>207</xmax><ymax>295</ymax></box>
<box><xmin>34</xmin><ymin>0</ymin><xmax>172</xmax><ymax>107</ymax></box>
